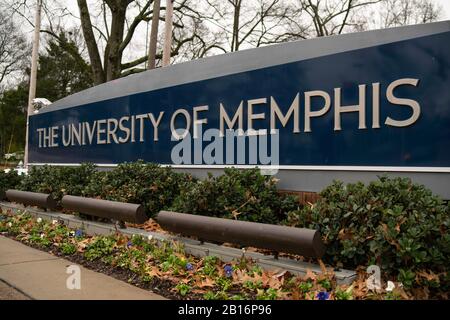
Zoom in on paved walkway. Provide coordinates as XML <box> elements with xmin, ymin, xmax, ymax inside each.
<box><xmin>0</xmin><ymin>279</ymin><xmax>30</xmax><ymax>300</ymax></box>
<box><xmin>0</xmin><ymin>236</ymin><xmax>166</xmax><ymax>300</ymax></box>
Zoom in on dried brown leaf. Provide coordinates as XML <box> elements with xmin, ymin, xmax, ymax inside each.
<box><xmin>194</xmin><ymin>277</ymin><xmax>216</xmax><ymax>288</ymax></box>
<box><xmin>303</xmin><ymin>269</ymin><xmax>317</xmax><ymax>281</ymax></box>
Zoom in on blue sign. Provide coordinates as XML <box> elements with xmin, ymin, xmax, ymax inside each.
<box><xmin>29</xmin><ymin>22</ymin><xmax>450</xmax><ymax>171</ymax></box>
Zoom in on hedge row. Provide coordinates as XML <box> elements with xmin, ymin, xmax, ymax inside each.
<box><xmin>0</xmin><ymin>169</ymin><xmax>22</xmax><ymax>197</ymax></box>
<box><xmin>171</xmin><ymin>169</ymin><xmax>299</xmax><ymax>224</ymax></box>
<box><xmin>0</xmin><ymin>162</ymin><xmax>299</xmax><ymax>223</ymax></box>
<box><xmin>1</xmin><ymin>162</ymin><xmax>449</xmax><ymax>293</ymax></box>
<box><xmin>287</xmin><ymin>177</ymin><xmax>450</xmax><ymax>292</ymax></box>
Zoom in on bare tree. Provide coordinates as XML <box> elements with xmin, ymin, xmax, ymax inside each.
<box><xmin>275</xmin><ymin>0</ymin><xmax>441</xmax><ymax>41</ymax></box>
<box><xmin>3</xmin><ymin>0</ymin><xmax>224</xmax><ymax>84</ymax></box>
<box><xmin>282</xmin><ymin>0</ymin><xmax>383</xmax><ymax>40</ymax></box>
<box><xmin>73</xmin><ymin>0</ymin><xmax>229</xmax><ymax>83</ymax></box>
<box><xmin>120</xmin><ymin>1</ymin><xmax>225</xmax><ymax>75</ymax></box>
<box><xmin>378</xmin><ymin>0</ymin><xmax>441</xmax><ymax>28</ymax></box>
<box><xmin>0</xmin><ymin>11</ymin><xmax>29</xmax><ymax>90</ymax></box>
<box><xmin>0</xmin><ymin>0</ymin><xmax>443</xmax><ymax>88</ymax></box>
<box><xmin>201</xmin><ymin>0</ymin><xmax>294</xmax><ymax>52</ymax></box>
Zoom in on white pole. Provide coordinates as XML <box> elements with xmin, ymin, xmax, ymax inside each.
<box><xmin>24</xmin><ymin>0</ymin><xmax>42</xmax><ymax>167</ymax></box>
<box><xmin>162</xmin><ymin>0</ymin><xmax>173</xmax><ymax>67</ymax></box>
<box><xmin>148</xmin><ymin>0</ymin><xmax>161</xmax><ymax>69</ymax></box>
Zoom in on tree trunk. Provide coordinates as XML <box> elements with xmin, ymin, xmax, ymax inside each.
<box><xmin>231</xmin><ymin>0</ymin><xmax>242</xmax><ymax>52</ymax></box>
<box><xmin>104</xmin><ymin>1</ymin><xmax>128</xmax><ymax>81</ymax></box>
<box><xmin>77</xmin><ymin>0</ymin><xmax>105</xmax><ymax>85</ymax></box>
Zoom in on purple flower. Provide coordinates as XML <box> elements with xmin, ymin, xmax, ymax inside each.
<box><xmin>127</xmin><ymin>241</ymin><xmax>133</xmax><ymax>248</ymax></box>
<box><xmin>186</xmin><ymin>263</ymin><xmax>193</xmax><ymax>271</ymax></box>
<box><xmin>75</xmin><ymin>229</ymin><xmax>83</xmax><ymax>237</ymax></box>
<box><xmin>316</xmin><ymin>291</ymin><xmax>330</xmax><ymax>300</ymax></box>
<box><xmin>224</xmin><ymin>265</ymin><xmax>233</xmax><ymax>277</ymax></box>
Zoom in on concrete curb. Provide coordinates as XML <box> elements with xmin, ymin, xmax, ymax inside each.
<box><xmin>0</xmin><ymin>202</ymin><xmax>357</xmax><ymax>285</ymax></box>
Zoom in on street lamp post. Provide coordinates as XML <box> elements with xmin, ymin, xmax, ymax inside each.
<box><xmin>162</xmin><ymin>0</ymin><xmax>173</xmax><ymax>67</ymax></box>
<box><xmin>24</xmin><ymin>0</ymin><xmax>42</xmax><ymax>167</ymax></box>
<box><xmin>147</xmin><ymin>0</ymin><xmax>161</xmax><ymax>69</ymax></box>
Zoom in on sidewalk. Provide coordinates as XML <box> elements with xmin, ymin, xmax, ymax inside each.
<box><xmin>0</xmin><ymin>236</ymin><xmax>166</xmax><ymax>300</ymax></box>
<box><xmin>0</xmin><ymin>279</ymin><xmax>30</xmax><ymax>300</ymax></box>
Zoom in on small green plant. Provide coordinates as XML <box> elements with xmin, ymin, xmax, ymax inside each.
<box><xmin>318</xmin><ymin>279</ymin><xmax>332</xmax><ymax>291</ymax></box>
<box><xmin>299</xmin><ymin>281</ymin><xmax>313</xmax><ymax>295</ymax></box>
<box><xmin>216</xmin><ymin>277</ymin><xmax>233</xmax><ymax>291</ymax></box>
<box><xmin>115</xmin><ymin>251</ymin><xmax>133</xmax><ymax>269</ymax></box>
<box><xmin>131</xmin><ymin>234</ymin><xmax>146</xmax><ymax>247</ymax></box>
<box><xmin>159</xmin><ymin>253</ymin><xmax>188</xmax><ymax>274</ymax></box>
<box><xmin>335</xmin><ymin>287</ymin><xmax>353</xmax><ymax>300</ymax></box>
<box><xmin>384</xmin><ymin>291</ymin><xmax>401</xmax><ymax>300</ymax></box>
<box><xmin>203</xmin><ymin>255</ymin><xmax>218</xmax><ymax>264</ymax></box>
<box><xmin>175</xmin><ymin>283</ymin><xmax>191</xmax><ymax>296</ymax></box>
<box><xmin>201</xmin><ymin>256</ymin><xmax>219</xmax><ymax>276</ymax></box>
<box><xmin>256</xmin><ymin>288</ymin><xmax>278</xmax><ymax>300</ymax></box>
<box><xmin>203</xmin><ymin>291</ymin><xmax>216</xmax><ymax>300</ymax></box>
<box><xmin>84</xmin><ymin>237</ymin><xmax>116</xmax><ymax>261</ymax></box>
<box><xmin>203</xmin><ymin>290</ymin><xmax>230</xmax><ymax>300</ymax></box>
<box><xmin>398</xmin><ymin>269</ymin><xmax>416</xmax><ymax>288</ymax></box>
<box><xmin>250</xmin><ymin>265</ymin><xmax>263</xmax><ymax>276</ymax></box>
<box><xmin>230</xmin><ymin>294</ymin><xmax>246</xmax><ymax>300</ymax></box>
<box><xmin>60</xmin><ymin>243</ymin><xmax>77</xmax><ymax>255</ymax></box>
<box><xmin>29</xmin><ymin>234</ymin><xmax>46</xmax><ymax>246</ymax></box>
<box><xmin>141</xmin><ymin>274</ymin><xmax>153</xmax><ymax>283</ymax></box>
<box><xmin>243</xmin><ymin>280</ymin><xmax>263</xmax><ymax>290</ymax></box>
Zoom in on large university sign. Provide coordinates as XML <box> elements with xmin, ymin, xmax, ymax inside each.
<box><xmin>28</xmin><ymin>21</ymin><xmax>450</xmax><ymax>197</ymax></box>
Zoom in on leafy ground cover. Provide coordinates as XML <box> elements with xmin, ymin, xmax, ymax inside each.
<box><xmin>0</xmin><ymin>209</ymin><xmax>412</xmax><ymax>300</ymax></box>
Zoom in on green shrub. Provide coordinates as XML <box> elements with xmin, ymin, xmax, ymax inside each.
<box><xmin>171</xmin><ymin>168</ymin><xmax>299</xmax><ymax>224</ymax></box>
<box><xmin>19</xmin><ymin>164</ymin><xmax>96</xmax><ymax>204</ymax></box>
<box><xmin>83</xmin><ymin>161</ymin><xmax>194</xmax><ymax>217</ymax></box>
<box><xmin>8</xmin><ymin>163</ymin><xmax>297</xmax><ymax>222</ymax></box>
<box><xmin>287</xmin><ymin>176</ymin><xmax>450</xmax><ymax>291</ymax></box>
<box><xmin>0</xmin><ymin>169</ymin><xmax>23</xmax><ymax>195</ymax></box>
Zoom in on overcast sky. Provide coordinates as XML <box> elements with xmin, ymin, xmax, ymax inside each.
<box><xmin>3</xmin><ymin>0</ymin><xmax>450</xmax><ymax>87</ymax></box>
<box><xmin>435</xmin><ymin>0</ymin><xmax>450</xmax><ymax>19</ymax></box>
